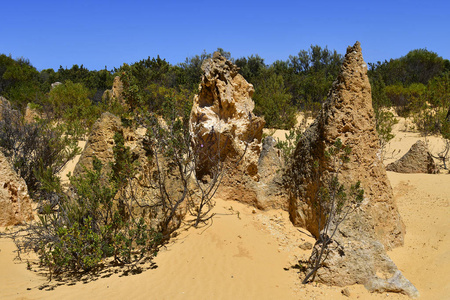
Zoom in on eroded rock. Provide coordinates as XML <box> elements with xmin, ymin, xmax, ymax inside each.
<box><xmin>189</xmin><ymin>52</ymin><xmax>265</xmax><ymax>179</ymax></box>
<box><xmin>24</xmin><ymin>103</ymin><xmax>41</xmax><ymax>124</ymax></box>
<box><xmin>386</xmin><ymin>140</ymin><xmax>438</xmax><ymax>173</ymax></box>
<box><xmin>102</xmin><ymin>76</ymin><xmax>125</xmax><ymax>108</ymax></box>
<box><xmin>73</xmin><ymin>112</ymin><xmax>123</xmax><ymax>177</ymax></box>
<box><xmin>189</xmin><ymin>53</ymin><xmax>286</xmax><ymax>209</ymax></box>
<box><xmin>285</xmin><ymin>42</ymin><xmax>417</xmax><ymax>297</ymax></box>
<box><xmin>0</xmin><ymin>151</ymin><xmax>34</xmax><ymax>226</ymax></box>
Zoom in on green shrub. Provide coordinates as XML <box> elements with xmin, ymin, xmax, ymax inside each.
<box><xmin>0</xmin><ymin>107</ymin><xmax>79</xmax><ymax>199</ymax></box>
<box><xmin>47</xmin><ymin>80</ymin><xmax>99</xmax><ymax>137</ymax></box>
<box><xmin>17</xmin><ymin>132</ymin><xmax>162</xmax><ymax>275</ymax></box>
<box><xmin>375</xmin><ymin>109</ymin><xmax>398</xmax><ymax>159</ymax></box>
<box><xmin>254</xmin><ymin>73</ymin><xmax>296</xmax><ymax>129</ymax></box>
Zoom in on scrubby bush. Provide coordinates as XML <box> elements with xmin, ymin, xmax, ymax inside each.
<box><xmin>275</xmin><ymin>126</ymin><xmax>303</xmax><ymax>167</ymax></box>
<box><xmin>375</xmin><ymin>109</ymin><xmax>398</xmax><ymax>159</ymax></box>
<box><xmin>254</xmin><ymin>73</ymin><xmax>296</xmax><ymax>129</ymax></box>
<box><xmin>47</xmin><ymin>80</ymin><xmax>100</xmax><ymax>137</ymax></box>
<box><xmin>18</xmin><ymin>132</ymin><xmax>162</xmax><ymax>275</ymax></box>
<box><xmin>0</xmin><ymin>106</ymin><xmax>79</xmax><ymax>199</ymax></box>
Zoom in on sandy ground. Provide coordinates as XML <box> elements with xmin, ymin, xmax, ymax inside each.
<box><xmin>0</xmin><ymin>116</ymin><xmax>449</xmax><ymax>300</ymax></box>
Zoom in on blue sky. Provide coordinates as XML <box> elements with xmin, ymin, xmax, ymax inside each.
<box><xmin>1</xmin><ymin>0</ymin><xmax>449</xmax><ymax>71</ymax></box>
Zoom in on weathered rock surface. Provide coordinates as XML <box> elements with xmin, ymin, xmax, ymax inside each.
<box><xmin>286</xmin><ymin>42</ymin><xmax>417</xmax><ymax>297</ymax></box>
<box><xmin>0</xmin><ymin>96</ymin><xmax>12</xmax><ymax>119</ymax></box>
<box><xmin>386</xmin><ymin>140</ymin><xmax>438</xmax><ymax>173</ymax></box>
<box><xmin>73</xmin><ymin>112</ymin><xmax>123</xmax><ymax>177</ymax></box>
<box><xmin>102</xmin><ymin>76</ymin><xmax>124</xmax><ymax>107</ymax></box>
<box><xmin>0</xmin><ymin>151</ymin><xmax>34</xmax><ymax>226</ymax></box>
<box><xmin>258</xmin><ymin>136</ymin><xmax>282</xmax><ymax>181</ymax></box>
<box><xmin>189</xmin><ymin>52</ymin><xmax>265</xmax><ymax>179</ymax></box>
<box><xmin>189</xmin><ymin>53</ymin><xmax>285</xmax><ymax>209</ymax></box>
<box><xmin>24</xmin><ymin>103</ymin><xmax>41</xmax><ymax>123</ymax></box>
<box><xmin>51</xmin><ymin>82</ymin><xmax>62</xmax><ymax>89</ymax></box>
<box><xmin>252</xmin><ymin>136</ymin><xmax>287</xmax><ymax>209</ymax></box>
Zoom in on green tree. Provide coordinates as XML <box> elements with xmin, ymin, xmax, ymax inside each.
<box><xmin>0</xmin><ymin>55</ymin><xmax>42</xmax><ymax>110</ymax></box>
<box><xmin>253</xmin><ymin>73</ymin><xmax>296</xmax><ymax>129</ymax></box>
<box><xmin>47</xmin><ymin>80</ymin><xmax>98</xmax><ymax>136</ymax></box>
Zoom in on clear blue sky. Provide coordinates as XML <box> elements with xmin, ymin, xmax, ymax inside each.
<box><xmin>1</xmin><ymin>0</ymin><xmax>449</xmax><ymax>71</ymax></box>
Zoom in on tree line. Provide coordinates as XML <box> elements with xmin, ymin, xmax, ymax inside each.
<box><xmin>1</xmin><ymin>46</ymin><xmax>449</xmax><ymax>132</ymax></box>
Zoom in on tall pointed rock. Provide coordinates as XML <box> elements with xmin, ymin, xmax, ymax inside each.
<box><xmin>286</xmin><ymin>42</ymin><xmax>404</xmax><ymax>249</ymax></box>
<box><xmin>285</xmin><ymin>42</ymin><xmax>418</xmax><ymax>297</ymax></box>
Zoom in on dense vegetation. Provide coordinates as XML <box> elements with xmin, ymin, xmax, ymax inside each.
<box><xmin>1</xmin><ymin>47</ymin><xmax>449</xmax><ymax>130</ymax></box>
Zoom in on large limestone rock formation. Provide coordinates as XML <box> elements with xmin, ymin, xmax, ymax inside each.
<box><xmin>0</xmin><ymin>151</ymin><xmax>34</xmax><ymax>226</ymax></box>
<box><xmin>189</xmin><ymin>52</ymin><xmax>285</xmax><ymax>209</ymax></box>
<box><xmin>386</xmin><ymin>140</ymin><xmax>438</xmax><ymax>173</ymax></box>
<box><xmin>286</xmin><ymin>42</ymin><xmax>418</xmax><ymax>297</ymax></box>
<box><xmin>190</xmin><ymin>52</ymin><xmax>265</xmax><ymax>179</ymax></box>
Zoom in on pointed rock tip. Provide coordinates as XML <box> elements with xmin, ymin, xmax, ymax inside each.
<box><xmin>346</xmin><ymin>41</ymin><xmax>362</xmax><ymax>54</ymax></box>
<box><xmin>213</xmin><ymin>51</ymin><xmax>223</xmax><ymax>59</ymax></box>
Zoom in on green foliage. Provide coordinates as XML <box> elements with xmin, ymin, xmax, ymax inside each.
<box><xmin>0</xmin><ymin>54</ymin><xmax>42</xmax><ymax>110</ymax></box>
<box><xmin>375</xmin><ymin>109</ymin><xmax>398</xmax><ymax>158</ymax></box>
<box><xmin>0</xmin><ymin>107</ymin><xmax>79</xmax><ymax>199</ymax></box>
<box><xmin>253</xmin><ymin>73</ymin><xmax>296</xmax><ymax>129</ymax></box>
<box><xmin>275</xmin><ymin>126</ymin><xmax>303</xmax><ymax>167</ymax></box>
<box><xmin>24</xmin><ymin>131</ymin><xmax>162</xmax><ymax>275</ymax></box>
<box><xmin>235</xmin><ymin>54</ymin><xmax>266</xmax><ymax>83</ymax></box>
<box><xmin>47</xmin><ymin>80</ymin><xmax>100</xmax><ymax>137</ymax></box>
<box><xmin>384</xmin><ymin>82</ymin><xmax>427</xmax><ymax>117</ymax></box>
<box><xmin>118</xmin><ymin>64</ymin><xmax>143</xmax><ymax>112</ymax></box>
<box><xmin>40</xmin><ymin>217</ymin><xmax>103</xmax><ymax>273</ymax></box>
<box><xmin>369</xmin><ymin>49</ymin><xmax>449</xmax><ymax>87</ymax></box>
<box><xmin>175</xmin><ymin>51</ymin><xmax>211</xmax><ymax>91</ymax></box>
<box><xmin>288</xmin><ymin>45</ymin><xmax>343</xmax><ymax>110</ymax></box>
<box><xmin>412</xmin><ymin>73</ymin><xmax>450</xmax><ymax>136</ymax></box>
<box><xmin>142</xmin><ymin>83</ymin><xmax>193</xmax><ymax>119</ymax></box>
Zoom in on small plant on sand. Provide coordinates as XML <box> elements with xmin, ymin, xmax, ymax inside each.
<box><xmin>275</xmin><ymin>126</ymin><xmax>302</xmax><ymax>167</ymax></box>
<box><xmin>302</xmin><ymin>139</ymin><xmax>364</xmax><ymax>284</ymax></box>
<box><xmin>375</xmin><ymin>108</ymin><xmax>398</xmax><ymax>160</ymax></box>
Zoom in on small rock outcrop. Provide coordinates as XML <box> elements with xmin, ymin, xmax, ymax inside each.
<box><xmin>24</xmin><ymin>103</ymin><xmax>41</xmax><ymax>123</ymax></box>
<box><xmin>0</xmin><ymin>151</ymin><xmax>34</xmax><ymax>226</ymax></box>
<box><xmin>286</xmin><ymin>42</ymin><xmax>417</xmax><ymax>297</ymax></box>
<box><xmin>51</xmin><ymin>82</ymin><xmax>62</xmax><ymax>89</ymax></box>
<box><xmin>102</xmin><ymin>76</ymin><xmax>124</xmax><ymax>107</ymax></box>
<box><xmin>386</xmin><ymin>140</ymin><xmax>438</xmax><ymax>173</ymax></box>
<box><xmin>74</xmin><ymin>112</ymin><xmax>149</xmax><ymax>177</ymax></box>
<box><xmin>0</xmin><ymin>96</ymin><xmax>12</xmax><ymax>119</ymax></box>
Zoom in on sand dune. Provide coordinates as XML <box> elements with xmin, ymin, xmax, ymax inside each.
<box><xmin>1</xmin><ymin>117</ymin><xmax>449</xmax><ymax>300</ymax></box>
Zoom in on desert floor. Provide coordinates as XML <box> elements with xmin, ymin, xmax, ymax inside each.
<box><xmin>1</xmin><ymin>116</ymin><xmax>449</xmax><ymax>300</ymax></box>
